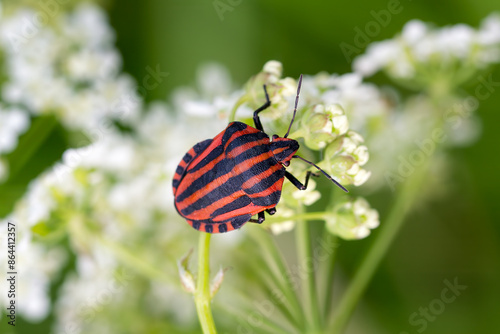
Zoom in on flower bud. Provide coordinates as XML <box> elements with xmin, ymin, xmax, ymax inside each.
<box><xmin>325</xmin><ymin>197</ymin><xmax>379</xmax><ymax>240</ymax></box>
<box><xmin>299</xmin><ymin>104</ymin><xmax>349</xmax><ymax>150</ymax></box>
<box><xmin>210</xmin><ymin>267</ymin><xmax>228</xmax><ymax>298</ymax></box>
<box><xmin>263</xmin><ymin>60</ymin><xmax>283</xmax><ymax>82</ymax></box>
<box><xmin>319</xmin><ymin>130</ymin><xmax>371</xmax><ymax>186</ymax></box>
<box><xmin>177</xmin><ymin>249</ymin><xmax>196</xmax><ymax>294</ymax></box>
<box><xmin>242</xmin><ymin>61</ymin><xmax>297</xmax><ymax>120</ymax></box>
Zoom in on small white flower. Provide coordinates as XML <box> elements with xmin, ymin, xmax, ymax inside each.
<box><xmin>353</xmin><ymin>40</ymin><xmax>399</xmax><ymax>76</ymax></box>
<box><xmin>291</xmin><ymin>178</ymin><xmax>321</xmax><ymax>205</ymax></box>
<box><xmin>402</xmin><ymin>20</ymin><xmax>428</xmax><ymax>45</ymax></box>
<box><xmin>267</xmin><ymin>76</ymin><xmax>297</xmax><ymax>119</ymax></box>
<box><xmin>268</xmin><ymin>206</ymin><xmax>296</xmax><ymax>235</ymax></box>
<box><xmin>332</xmin><ymin>72</ymin><xmax>363</xmax><ymax>89</ymax></box>
<box><xmin>197</xmin><ymin>63</ymin><xmax>232</xmax><ymax>98</ymax></box>
<box><xmin>329</xmin><ymin>106</ymin><xmax>349</xmax><ymax>135</ymax></box>
<box><xmin>353</xmin><ymin>169</ymin><xmax>372</xmax><ymax>186</ymax></box>
<box><xmin>270</xmin><ymin>221</ymin><xmax>295</xmax><ymax>235</ymax></box>
<box><xmin>263</xmin><ymin>60</ymin><xmax>283</xmax><ymax>82</ymax></box>
<box><xmin>437</xmin><ymin>24</ymin><xmax>475</xmax><ymax>59</ymax></box>
<box><xmin>65</xmin><ymin>49</ymin><xmax>121</xmax><ymax>81</ymax></box>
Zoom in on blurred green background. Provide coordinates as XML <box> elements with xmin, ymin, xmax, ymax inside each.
<box><xmin>108</xmin><ymin>0</ymin><xmax>500</xmax><ymax>333</ymax></box>
<box><xmin>1</xmin><ymin>0</ymin><xmax>499</xmax><ymax>333</ymax></box>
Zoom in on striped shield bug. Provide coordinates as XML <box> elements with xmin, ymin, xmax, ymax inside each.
<box><xmin>173</xmin><ymin>74</ymin><xmax>348</xmax><ymax>233</ymax></box>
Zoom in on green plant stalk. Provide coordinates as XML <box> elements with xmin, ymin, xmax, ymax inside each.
<box><xmin>229</xmin><ymin>95</ymin><xmax>250</xmax><ymax>122</ymax></box>
<box><xmin>248</xmin><ymin>227</ymin><xmax>305</xmax><ymax>324</ymax></box>
<box><xmin>195</xmin><ymin>232</ymin><xmax>217</xmax><ymax>334</ymax></box>
<box><xmin>67</xmin><ymin>213</ymin><xmax>176</xmax><ymax>285</ymax></box>
<box><xmin>214</xmin><ymin>300</ymin><xmax>294</xmax><ymax>334</ymax></box>
<box><xmin>322</xmin><ymin>188</ymin><xmax>342</xmax><ymax>319</ymax></box>
<box><xmin>321</xmin><ymin>233</ymin><xmax>338</xmax><ymax>321</ymax></box>
<box><xmin>98</xmin><ymin>234</ymin><xmax>174</xmax><ymax>285</ymax></box>
<box><xmin>295</xmin><ymin>205</ymin><xmax>322</xmax><ymax>333</ymax></box>
<box><xmin>328</xmin><ymin>159</ymin><xmax>430</xmax><ymax>333</ymax></box>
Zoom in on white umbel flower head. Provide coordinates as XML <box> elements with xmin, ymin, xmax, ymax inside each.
<box><xmin>0</xmin><ymin>3</ymin><xmax>140</xmax><ymax>132</ymax></box>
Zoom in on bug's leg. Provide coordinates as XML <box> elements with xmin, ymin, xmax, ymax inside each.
<box><xmin>253</xmin><ymin>85</ymin><xmax>271</xmax><ymax>132</ymax></box>
<box><xmin>249</xmin><ymin>211</ymin><xmax>266</xmax><ymax>224</ymax></box>
<box><xmin>285</xmin><ymin>171</ymin><xmax>319</xmax><ymax>190</ymax></box>
<box><xmin>266</xmin><ymin>208</ymin><xmax>276</xmax><ymax>215</ymax></box>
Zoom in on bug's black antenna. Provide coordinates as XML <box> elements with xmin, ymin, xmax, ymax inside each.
<box><xmin>293</xmin><ymin>155</ymin><xmax>349</xmax><ymax>193</ymax></box>
<box><xmin>284</xmin><ymin>74</ymin><xmax>303</xmax><ymax>138</ymax></box>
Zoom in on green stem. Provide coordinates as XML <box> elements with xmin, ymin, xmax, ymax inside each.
<box><xmin>195</xmin><ymin>233</ymin><xmax>217</xmax><ymax>334</ymax></box>
<box><xmin>322</xmin><ymin>188</ymin><xmax>342</xmax><ymax>319</ymax></box>
<box><xmin>247</xmin><ymin>227</ymin><xmax>305</xmax><ymax>326</ymax></box>
<box><xmin>322</xmin><ymin>233</ymin><xmax>338</xmax><ymax>321</ymax></box>
<box><xmin>295</xmin><ymin>205</ymin><xmax>322</xmax><ymax>333</ymax></box>
<box><xmin>69</xmin><ymin>214</ymin><xmax>174</xmax><ymax>285</ymax></box>
<box><xmin>97</xmin><ymin>235</ymin><xmax>174</xmax><ymax>284</ymax></box>
<box><xmin>328</xmin><ymin>160</ymin><xmax>430</xmax><ymax>333</ymax></box>
<box><xmin>229</xmin><ymin>95</ymin><xmax>250</xmax><ymax>122</ymax></box>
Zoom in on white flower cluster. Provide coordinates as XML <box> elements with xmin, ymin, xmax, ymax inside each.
<box><xmin>4</xmin><ymin>66</ymin><xmax>230</xmax><ymax>332</ymax></box>
<box><xmin>242</xmin><ymin>60</ymin><xmax>298</xmax><ymax>121</ymax></box>
<box><xmin>0</xmin><ymin>2</ymin><xmax>175</xmax><ymax>329</ymax></box>
<box><xmin>238</xmin><ymin>62</ymin><xmax>379</xmax><ymax>237</ymax></box>
<box><xmin>354</xmin><ymin>14</ymin><xmax>500</xmax><ymax>81</ymax></box>
<box><xmin>292</xmin><ymin>73</ymin><xmax>377</xmax><ymax>188</ymax></box>
<box><xmin>241</xmin><ymin>63</ymin><xmax>375</xmax><ymax>188</ymax></box>
<box><xmin>300</xmin><ymin>72</ymin><xmax>391</xmax><ymax>141</ymax></box>
<box><xmin>172</xmin><ymin>63</ymin><xmax>240</xmax><ymax>118</ymax></box>
<box><xmin>0</xmin><ymin>3</ymin><xmax>140</xmax><ymax>130</ymax></box>
<box><xmin>0</xmin><ymin>219</ymin><xmax>67</xmax><ymax>321</ymax></box>
<box><xmin>325</xmin><ymin>197</ymin><xmax>380</xmax><ymax>240</ymax></box>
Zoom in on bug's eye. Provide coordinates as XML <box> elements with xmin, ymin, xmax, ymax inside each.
<box><xmin>283</xmin><ymin>161</ymin><xmax>290</xmax><ymax>167</ymax></box>
<box><xmin>272</xmin><ymin>134</ymin><xmax>279</xmax><ymax>141</ymax></box>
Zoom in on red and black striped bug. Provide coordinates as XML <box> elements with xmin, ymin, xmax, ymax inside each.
<box><xmin>172</xmin><ymin>74</ymin><xmax>348</xmax><ymax>233</ymax></box>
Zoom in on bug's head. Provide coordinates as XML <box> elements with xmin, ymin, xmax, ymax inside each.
<box><xmin>270</xmin><ymin>135</ymin><xmax>299</xmax><ymax>166</ymax></box>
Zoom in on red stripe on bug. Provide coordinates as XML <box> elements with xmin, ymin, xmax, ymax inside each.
<box><xmin>175</xmin><ymin>150</ymin><xmax>274</xmax><ymax>212</ymax></box>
